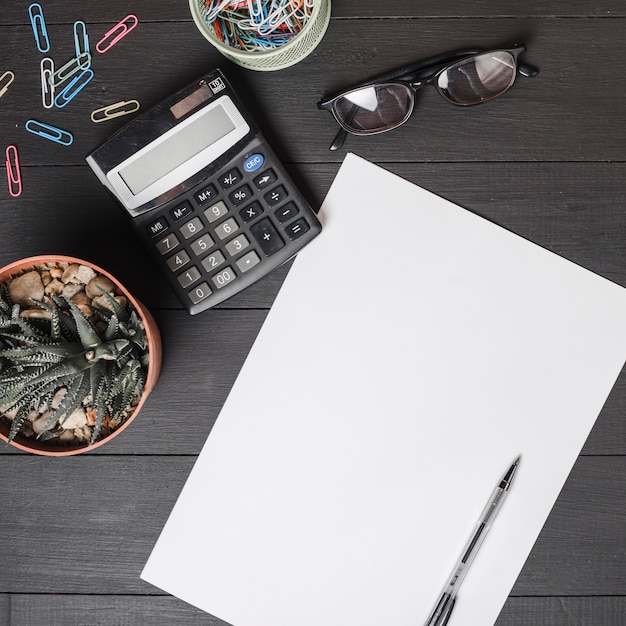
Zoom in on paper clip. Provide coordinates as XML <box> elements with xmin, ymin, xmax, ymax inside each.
<box><xmin>90</xmin><ymin>99</ymin><xmax>140</xmax><ymax>123</ymax></box>
<box><xmin>50</xmin><ymin>52</ymin><xmax>91</xmax><ymax>89</ymax></box>
<box><xmin>74</xmin><ymin>20</ymin><xmax>90</xmax><ymax>58</ymax></box>
<box><xmin>54</xmin><ymin>67</ymin><xmax>94</xmax><ymax>108</ymax></box>
<box><xmin>25</xmin><ymin>119</ymin><xmax>73</xmax><ymax>146</ymax></box>
<box><xmin>28</xmin><ymin>3</ymin><xmax>50</xmax><ymax>53</ymax></box>
<box><xmin>5</xmin><ymin>145</ymin><xmax>22</xmax><ymax>197</ymax></box>
<box><xmin>95</xmin><ymin>15</ymin><xmax>139</xmax><ymax>53</ymax></box>
<box><xmin>40</xmin><ymin>58</ymin><xmax>54</xmax><ymax>109</ymax></box>
<box><xmin>0</xmin><ymin>70</ymin><xmax>15</xmax><ymax>99</ymax></box>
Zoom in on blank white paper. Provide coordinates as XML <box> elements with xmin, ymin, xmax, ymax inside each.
<box><xmin>142</xmin><ymin>154</ymin><xmax>626</xmax><ymax>626</ymax></box>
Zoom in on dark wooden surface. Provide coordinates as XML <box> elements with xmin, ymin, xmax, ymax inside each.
<box><xmin>1</xmin><ymin>1</ymin><xmax>625</xmax><ymax>624</ymax></box>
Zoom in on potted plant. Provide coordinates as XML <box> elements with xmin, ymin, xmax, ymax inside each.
<box><xmin>0</xmin><ymin>256</ymin><xmax>162</xmax><ymax>456</ymax></box>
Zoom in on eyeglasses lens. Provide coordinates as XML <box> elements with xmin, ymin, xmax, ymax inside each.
<box><xmin>437</xmin><ymin>51</ymin><xmax>517</xmax><ymax>105</ymax></box>
<box><xmin>333</xmin><ymin>84</ymin><xmax>413</xmax><ymax>134</ymax></box>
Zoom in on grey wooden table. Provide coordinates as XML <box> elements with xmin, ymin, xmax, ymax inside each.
<box><xmin>1</xmin><ymin>2</ymin><xmax>625</xmax><ymax>624</ymax></box>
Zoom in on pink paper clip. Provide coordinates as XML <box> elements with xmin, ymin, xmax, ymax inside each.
<box><xmin>5</xmin><ymin>145</ymin><xmax>22</xmax><ymax>197</ymax></box>
<box><xmin>95</xmin><ymin>14</ymin><xmax>138</xmax><ymax>53</ymax></box>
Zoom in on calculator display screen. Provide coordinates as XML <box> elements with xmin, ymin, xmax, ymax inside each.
<box><xmin>119</xmin><ymin>104</ymin><xmax>236</xmax><ymax>195</ymax></box>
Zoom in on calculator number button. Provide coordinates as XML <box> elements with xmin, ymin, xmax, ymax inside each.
<box><xmin>264</xmin><ymin>185</ymin><xmax>288</xmax><ymax>207</ymax></box>
<box><xmin>286</xmin><ymin>218</ymin><xmax>310</xmax><ymax>240</ymax></box>
<box><xmin>204</xmin><ymin>201</ymin><xmax>228</xmax><ymax>223</ymax></box>
<box><xmin>253</xmin><ymin>169</ymin><xmax>277</xmax><ymax>190</ymax></box>
<box><xmin>275</xmin><ymin>201</ymin><xmax>299</xmax><ymax>223</ymax></box>
<box><xmin>170</xmin><ymin>201</ymin><xmax>193</xmax><ymax>222</ymax></box>
<box><xmin>147</xmin><ymin>216</ymin><xmax>169</xmax><ymax>238</ymax></box>
<box><xmin>215</xmin><ymin>217</ymin><xmax>239</xmax><ymax>240</ymax></box>
<box><xmin>155</xmin><ymin>233</ymin><xmax>180</xmax><ymax>255</ymax></box>
<box><xmin>225</xmin><ymin>235</ymin><xmax>250</xmax><ymax>257</ymax></box>
<box><xmin>220</xmin><ymin>168</ymin><xmax>241</xmax><ymax>189</ymax></box>
<box><xmin>194</xmin><ymin>183</ymin><xmax>218</xmax><ymax>206</ymax></box>
<box><xmin>179</xmin><ymin>217</ymin><xmax>204</xmax><ymax>240</ymax></box>
<box><xmin>229</xmin><ymin>184</ymin><xmax>253</xmax><ymax>207</ymax></box>
<box><xmin>250</xmin><ymin>218</ymin><xmax>285</xmax><ymax>256</ymax></box>
<box><xmin>236</xmin><ymin>251</ymin><xmax>261</xmax><ymax>273</ymax></box>
<box><xmin>212</xmin><ymin>267</ymin><xmax>236</xmax><ymax>289</ymax></box>
<box><xmin>166</xmin><ymin>250</ymin><xmax>190</xmax><ymax>271</ymax></box>
<box><xmin>201</xmin><ymin>250</ymin><xmax>226</xmax><ymax>272</ymax></box>
<box><xmin>190</xmin><ymin>234</ymin><xmax>215</xmax><ymax>256</ymax></box>
<box><xmin>239</xmin><ymin>201</ymin><xmax>264</xmax><ymax>223</ymax></box>
<box><xmin>177</xmin><ymin>266</ymin><xmax>201</xmax><ymax>288</ymax></box>
<box><xmin>188</xmin><ymin>282</ymin><xmax>212</xmax><ymax>305</ymax></box>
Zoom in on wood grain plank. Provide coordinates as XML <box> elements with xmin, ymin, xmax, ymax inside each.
<box><xmin>5</xmin><ymin>594</ymin><xmax>626</xmax><ymax>626</ymax></box>
<box><xmin>3</xmin><ymin>1</ymin><xmax>626</xmax><ymax>24</ymax></box>
<box><xmin>0</xmin><ymin>456</ymin><xmax>623</xmax><ymax>596</ymax></box>
<box><xmin>1</xmin><ymin>19</ymin><xmax>625</xmax><ymax>165</ymax></box>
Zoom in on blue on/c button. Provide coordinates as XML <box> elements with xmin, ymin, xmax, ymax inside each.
<box><xmin>243</xmin><ymin>153</ymin><xmax>264</xmax><ymax>173</ymax></box>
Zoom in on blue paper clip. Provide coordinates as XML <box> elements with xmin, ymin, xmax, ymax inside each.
<box><xmin>40</xmin><ymin>58</ymin><xmax>54</xmax><ymax>109</ymax></box>
<box><xmin>28</xmin><ymin>3</ymin><xmax>50</xmax><ymax>53</ymax></box>
<box><xmin>74</xmin><ymin>20</ymin><xmax>89</xmax><ymax>58</ymax></box>
<box><xmin>54</xmin><ymin>67</ymin><xmax>94</xmax><ymax>108</ymax></box>
<box><xmin>25</xmin><ymin>119</ymin><xmax>73</xmax><ymax>146</ymax></box>
<box><xmin>50</xmin><ymin>52</ymin><xmax>91</xmax><ymax>88</ymax></box>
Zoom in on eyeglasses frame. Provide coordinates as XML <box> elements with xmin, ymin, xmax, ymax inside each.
<box><xmin>317</xmin><ymin>44</ymin><xmax>539</xmax><ymax>151</ymax></box>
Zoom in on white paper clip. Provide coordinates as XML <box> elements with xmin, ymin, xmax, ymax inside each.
<box><xmin>5</xmin><ymin>145</ymin><xmax>22</xmax><ymax>197</ymax></box>
<box><xmin>74</xmin><ymin>20</ymin><xmax>89</xmax><ymax>58</ymax></box>
<box><xmin>25</xmin><ymin>119</ymin><xmax>74</xmax><ymax>146</ymax></box>
<box><xmin>28</xmin><ymin>3</ymin><xmax>50</xmax><ymax>53</ymax></box>
<box><xmin>40</xmin><ymin>58</ymin><xmax>54</xmax><ymax>109</ymax></box>
<box><xmin>50</xmin><ymin>52</ymin><xmax>91</xmax><ymax>89</ymax></box>
<box><xmin>96</xmin><ymin>14</ymin><xmax>139</xmax><ymax>53</ymax></box>
<box><xmin>0</xmin><ymin>70</ymin><xmax>15</xmax><ymax>99</ymax></box>
<box><xmin>90</xmin><ymin>99</ymin><xmax>140</xmax><ymax>123</ymax></box>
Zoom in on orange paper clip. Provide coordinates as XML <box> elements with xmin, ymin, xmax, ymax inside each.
<box><xmin>95</xmin><ymin>15</ymin><xmax>138</xmax><ymax>53</ymax></box>
<box><xmin>90</xmin><ymin>99</ymin><xmax>140</xmax><ymax>123</ymax></box>
<box><xmin>5</xmin><ymin>145</ymin><xmax>22</xmax><ymax>197</ymax></box>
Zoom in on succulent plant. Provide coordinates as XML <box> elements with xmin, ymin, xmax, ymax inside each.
<box><xmin>0</xmin><ymin>280</ymin><xmax>149</xmax><ymax>445</ymax></box>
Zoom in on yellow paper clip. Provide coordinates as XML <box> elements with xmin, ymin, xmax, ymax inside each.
<box><xmin>5</xmin><ymin>145</ymin><xmax>22</xmax><ymax>197</ymax></box>
<box><xmin>0</xmin><ymin>70</ymin><xmax>15</xmax><ymax>99</ymax></box>
<box><xmin>90</xmin><ymin>99</ymin><xmax>140</xmax><ymax>123</ymax></box>
<box><xmin>96</xmin><ymin>15</ymin><xmax>139</xmax><ymax>53</ymax></box>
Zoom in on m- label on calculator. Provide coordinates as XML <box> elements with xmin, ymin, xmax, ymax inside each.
<box><xmin>86</xmin><ymin>69</ymin><xmax>321</xmax><ymax>314</ymax></box>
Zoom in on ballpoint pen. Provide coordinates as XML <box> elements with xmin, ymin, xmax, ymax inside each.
<box><xmin>424</xmin><ymin>456</ymin><xmax>520</xmax><ymax>626</ymax></box>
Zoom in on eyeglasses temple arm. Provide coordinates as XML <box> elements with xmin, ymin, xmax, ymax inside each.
<box><xmin>518</xmin><ymin>61</ymin><xmax>539</xmax><ymax>78</ymax></box>
<box><xmin>329</xmin><ymin>127</ymin><xmax>347</xmax><ymax>151</ymax></box>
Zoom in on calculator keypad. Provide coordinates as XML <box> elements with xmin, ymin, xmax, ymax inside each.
<box><xmin>139</xmin><ymin>140</ymin><xmax>321</xmax><ymax>313</ymax></box>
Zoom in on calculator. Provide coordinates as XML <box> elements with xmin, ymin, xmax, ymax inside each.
<box><xmin>86</xmin><ymin>69</ymin><xmax>321</xmax><ymax>314</ymax></box>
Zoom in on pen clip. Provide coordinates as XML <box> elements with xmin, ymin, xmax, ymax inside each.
<box><xmin>95</xmin><ymin>14</ymin><xmax>139</xmax><ymax>53</ymax></box>
<box><xmin>440</xmin><ymin>596</ymin><xmax>455</xmax><ymax>626</ymax></box>
<box><xmin>5</xmin><ymin>145</ymin><xmax>23</xmax><ymax>198</ymax></box>
<box><xmin>0</xmin><ymin>70</ymin><xmax>15</xmax><ymax>100</ymax></box>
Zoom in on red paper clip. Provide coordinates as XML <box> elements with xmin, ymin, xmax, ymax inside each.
<box><xmin>5</xmin><ymin>145</ymin><xmax>22</xmax><ymax>198</ymax></box>
<box><xmin>95</xmin><ymin>14</ymin><xmax>138</xmax><ymax>53</ymax></box>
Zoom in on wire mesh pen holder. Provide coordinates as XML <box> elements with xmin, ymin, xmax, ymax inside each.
<box><xmin>189</xmin><ymin>0</ymin><xmax>331</xmax><ymax>71</ymax></box>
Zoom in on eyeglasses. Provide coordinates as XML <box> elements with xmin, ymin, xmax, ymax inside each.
<box><xmin>317</xmin><ymin>44</ymin><xmax>538</xmax><ymax>151</ymax></box>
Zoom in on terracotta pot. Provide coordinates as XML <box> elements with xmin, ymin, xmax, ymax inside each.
<box><xmin>0</xmin><ymin>255</ymin><xmax>162</xmax><ymax>456</ymax></box>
